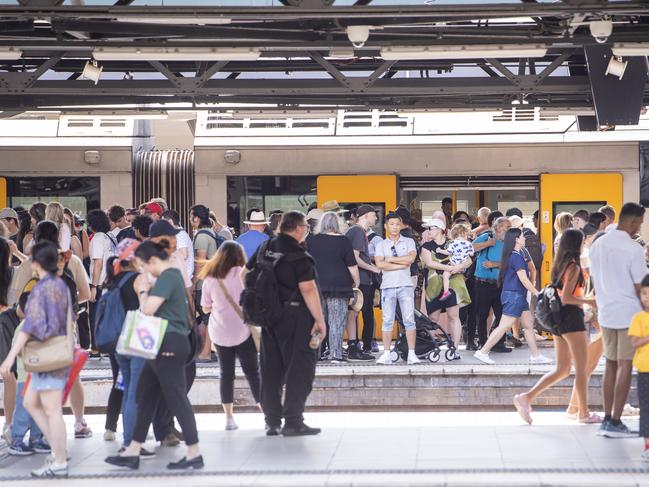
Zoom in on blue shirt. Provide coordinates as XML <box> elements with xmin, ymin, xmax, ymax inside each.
<box><xmin>473</xmin><ymin>232</ymin><xmax>503</xmax><ymax>281</ymax></box>
<box><xmin>501</xmin><ymin>250</ymin><xmax>529</xmax><ymax>293</ymax></box>
<box><xmin>237</xmin><ymin>230</ymin><xmax>270</xmax><ymax>259</ymax></box>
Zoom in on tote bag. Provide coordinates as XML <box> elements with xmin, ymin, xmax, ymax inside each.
<box><xmin>116</xmin><ymin>310</ymin><xmax>168</xmax><ymax>360</ymax></box>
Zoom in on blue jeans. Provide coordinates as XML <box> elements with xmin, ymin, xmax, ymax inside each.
<box><xmin>12</xmin><ymin>382</ymin><xmax>42</xmax><ymax>442</ymax></box>
<box><xmin>381</xmin><ymin>286</ymin><xmax>415</xmax><ymax>332</ymax></box>
<box><xmin>115</xmin><ymin>353</ymin><xmax>145</xmax><ymax>446</ymax></box>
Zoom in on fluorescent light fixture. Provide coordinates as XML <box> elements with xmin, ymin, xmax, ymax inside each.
<box><xmin>81</xmin><ymin>60</ymin><xmax>103</xmax><ymax>85</ymax></box>
<box><xmin>115</xmin><ymin>16</ymin><xmax>231</xmax><ymax>25</ymax></box>
<box><xmin>612</xmin><ymin>43</ymin><xmax>649</xmax><ymax>57</ymax></box>
<box><xmin>93</xmin><ymin>47</ymin><xmax>260</xmax><ymax>61</ymax></box>
<box><xmin>0</xmin><ymin>47</ymin><xmax>22</xmax><ymax>60</ymax></box>
<box><xmin>605</xmin><ymin>56</ymin><xmax>627</xmax><ymax>80</ymax></box>
<box><xmin>380</xmin><ymin>44</ymin><xmax>548</xmax><ymax>60</ymax></box>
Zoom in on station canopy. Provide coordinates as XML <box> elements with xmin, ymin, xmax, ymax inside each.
<box><xmin>0</xmin><ymin>1</ymin><xmax>648</xmax><ymax>127</ymax></box>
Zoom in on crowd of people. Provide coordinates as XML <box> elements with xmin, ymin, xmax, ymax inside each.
<box><xmin>1</xmin><ymin>196</ymin><xmax>649</xmax><ymax>477</ymax></box>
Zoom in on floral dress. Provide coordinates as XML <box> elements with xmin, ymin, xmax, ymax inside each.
<box><xmin>21</xmin><ymin>274</ymin><xmax>73</xmax><ymax>379</ymax></box>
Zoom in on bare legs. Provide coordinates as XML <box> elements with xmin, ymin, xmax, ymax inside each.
<box><xmin>1</xmin><ymin>372</ymin><xmax>16</xmax><ymax>430</ymax></box>
<box><xmin>518</xmin><ymin>331</ymin><xmax>590</xmax><ymax>421</ymax></box>
<box><xmin>602</xmin><ymin>358</ymin><xmax>633</xmax><ymax>421</ymax></box>
<box><xmin>24</xmin><ymin>388</ymin><xmax>67</xmax><ymax>464</ymax></box>
<box><xmin>568</xmin><ymin>337</ymin><xmax>602</xmax><ymax>414</ymax></box>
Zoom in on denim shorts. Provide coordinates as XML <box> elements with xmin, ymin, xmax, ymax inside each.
<box><xmin>501</xmin><ymin>290</ymin><xmax>529</xmax><ymax>318</ymax></box>
<box><xmin>381</xmin><ymin>286</ymin><xmax>415</xmax><ymax>332</ymax></box>
<box><xmin>30</xmin><ymin>373</ymin><xmax>67</xmax><ymax>391</ymax></box>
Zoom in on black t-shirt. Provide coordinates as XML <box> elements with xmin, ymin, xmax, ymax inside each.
<box><xmin>345</xmin><ymin>225</ymin><xmax>371</xmax><ymax>285</ymax></box>
<box><xmin>246</xmin><ymin>233</ymin><xmax>316</xmax><ymax>302</ymax></box>
<box><xmin>422</xmin><ymin>239</ymin><xmax>449</xmax><ymax>275</ymax></box>
<box><xmin>116</xmin><ymin>227</ymin><xmax>136</xmax><ymax>243</ymax></box>
<box><xmin>307</xmin><ymin>233</ymin><xmax>356</xmax><ymax>298</ymax></box>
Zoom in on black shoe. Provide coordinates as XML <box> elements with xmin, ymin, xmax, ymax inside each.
<box><xmin>117</xmin><ymin>447</ymin><xmax>156</xmax><ymax>459</ymax></box>
<box><xmin>466</xmin><ymin>341</ymin><xmax>479</xmax><ymax>352</ymax></box>
<box><xmin>281</xmin><ymin>423</ymin><xmax>321</xmax><ymax>437</ymax></box>
<box><xmin>105</xmin><ymin>455</ymin><xmax>140</xmax><ymax>470</ymax></box>
<box><xmin>509</xmin><ymin>336</ymin><xmax>523</xmax><ymax>348</ymax></box>
<box><xmin>265</xmin><ymin>424</ymin><xmax>282</xmax><ymax>436</ymax></box>
<box><xmin>492</xmin><ymin>343</ymin><xmax>513</xmax><ymax>353</ymax></box>
<box><xmin>167</xmin><ymin>455</ymin><xmax>204</xmax><ymax>470</ymax></box>
<box><xmin>347</xmin><ymin>344</ymin><xmax>374</xmax><ymax>362</ymax></box>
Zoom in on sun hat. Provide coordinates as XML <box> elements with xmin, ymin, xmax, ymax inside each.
<box><xmin>114</xmin><ymin>238</ymin><xmax>140</xmax><ymax>274</ymax></box>
<box><xmin>322</xmin><ymin>200</ymin><xmax>348</xmax><ymax>213</ymax></box>
<box><xmin>244</xmin><ymin>210</ymin><xmax>270</xmax><ymax>225</ymax></box>
<box><xmin>423</xmin><ymin>218</ymin><xmax>446</xmax><ymax>230</ymax></box>
<box><xmin>306</xmin><ymin>208</ymin><xmax>324</xmax><ymax>221</ymax></box>
<box><xmin>0</xmin><ymin>207</ymin><xmax>18</xmax><ymax>221</ymax></box>
<box><xmin>348</xmin><ymin>288</ymin><xmax>364</xmax><ymax>313</ymax></box>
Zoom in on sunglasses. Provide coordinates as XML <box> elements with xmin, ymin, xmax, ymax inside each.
<box><xmin>391</xmin><ymin>246</ymin><xmax>398</xmax><ymax>257</ymax></box>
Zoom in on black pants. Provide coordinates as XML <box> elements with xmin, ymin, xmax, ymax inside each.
<box><xmin>462</xmin><ymin>276</ymin><xmax>476</xmax><ymax>340</ymax></box>
<box><xmin>639</xmin><ymin>373</ymin><xmax>649</xmax><ymax>438</ymax></box>
<box><xmin>472</xmin><ymin>280</ymin><xmax>503</xmax><ymax>346</ymax></box>
<box><xmin>152</xmin><ymin>357</ymin><xmax>196</xmax><ymax>441</ymax></box>
<box><xmin>133</xmin><ymin>333</ymin><xmax>199</xmax><ymax>446</ymax></box>
<box><xmin>77</xmin><ymin>308</ymin><xmax>91</xmax><ymax>351</ymax></box>
<box><xmin>260</xmin><ymin>305</ymin><xmax>317</xmax><ymax>428</ymax></box>
<box><xmin>88</xmin><ymin>286</ymin><xmax>103</xmax><ymax>351</ymax></box>
<box><xmin>105</xmin><ymin>353</ymin><xmax>123</xmax><ymax>433</ymax></box>
<box><xmin>216</xmin><ymin>335</ymin><xmax>261</xmax><ymax>404</ymax></box>
<box><xmin>359</xmin><ymin>283</ymin><xmax>376</xmax><ymax>351</ymax></box>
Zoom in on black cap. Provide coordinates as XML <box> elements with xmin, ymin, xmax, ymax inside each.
<box><xmin>357</xmin><ymin>204</ymin><xmax>380</xmax><ymax>218</ymax></box>
<box><xmin>149</xmin><ymin>220</ymin><xmax>181</xmax><ymax>238</ymax></box>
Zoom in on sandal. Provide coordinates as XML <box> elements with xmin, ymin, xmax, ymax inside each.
<box><xmin>578</xmin><ymin>412</ymin><xmax>603</xmax><ymax>424</ymax></box>
<box><xmin>513</xmin><ymin>394</ymin><xmax>533</xmax><ymax>425</ymax></box>
<box><xmin>566</xmin><ymin>410</ymin><xmax>578</xmax><ymax>421</ymax></box>
<box><xmin>622</xmin><ymin>404</ymin><xmax>640</xmax><ymax>417</ymax></box>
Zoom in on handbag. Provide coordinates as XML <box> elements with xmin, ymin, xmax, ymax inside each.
<box><xmin>116</xmin><ymin>310</ymin><xmax>168</xmax><ymax>360</ymax></box>
<box><xmin>22</xmin><ymin>302</ymin><xmax>75</xmax><ymax>373</ymax></box>
<box><xmin>535</xmin><ymin>263</ymin><xmax>572</xmax><ymax>334</ymax></box>
<box><xmin>217</xmin><ymin>278</ymin><xmax>260</xmax><ymax>351</ymax></box>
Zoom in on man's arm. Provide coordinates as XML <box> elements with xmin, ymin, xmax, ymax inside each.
<box><xmin>387</xmin><ymin>250</ymin><xmax>417</xmax><ymax>266</ymax></box>
<box><xmin>375</xmin><ymin>254</ymin><xmax>408</xmax><ymax>271</ymax></box>
<box><xmin>298</xmin><ymin>280</ymin><xmax>326</xmax><ymax>339</ymax></box>
<box><xmin>353</xmin><ymin>249</ymin><xmax>380</xmax><ymax>273</ymax></box>
<box><xmin>473</xmin><ymin>237</ymin><xmax>495</xmax><ymax>252</ymax></box>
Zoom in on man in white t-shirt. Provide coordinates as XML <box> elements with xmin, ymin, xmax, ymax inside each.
<box><xmin>374</xmin><ymin>211</ymin><xmax>418</xmax><ymax>365</ymax></box>
<box><xmin>162</xmin><ymin>209</ymin><xmax>195</xmax><ymax>282</ymax></box>
<box><xmin>589</xmin><ymin>202</ymin><xmax>646</xmax><ymax>438</ymax></box>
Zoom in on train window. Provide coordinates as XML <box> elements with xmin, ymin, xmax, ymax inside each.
<box><xmin>641</xmin><ymin>141</ymin><xmax>649</xmax><ymax>207</ymax></box>
<box><xmin>227</xmin><ymin>176</ymin><xmax>317</xmax><ymax>235</ymax></box>
<box><xmin>5</xmin><ymin>176</ymin><xmax>100</xmax><ymax>216</ymax></box>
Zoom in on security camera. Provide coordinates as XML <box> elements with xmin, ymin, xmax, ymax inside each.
<box><xmin>346</xmin><ymin>25</ymin><xmax>371</xmax><ymax>48</ymax></box>
<box><xmin>589</xmin><ymin>20</ymin><xmax>613</xmax><ymax>44</ymax></box>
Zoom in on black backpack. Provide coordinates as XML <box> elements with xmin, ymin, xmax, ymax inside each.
<box><xmin>523</xmin><ymin>228</ymin><xmax>543</xmax><ymax>272</ymax></box>
<box><xmin>535</xmin><ymin>263</ymin><xmax>577</xmax><ymax>334</ymax></box>
<box><xmin>240</xmin><ymin>239</ymin><xmax>312</xmax><ymax>328</ymax></box>
<box><xmin>194</xmin><ymin>229</ymin><xmax>225</xmax><ymax>252</ymax></box>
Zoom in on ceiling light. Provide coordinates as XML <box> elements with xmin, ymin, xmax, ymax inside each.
<box><xmin>380</xmin><ymin>44</ymin><xmax>548</xmax><ymax>60</ymax></box>
<box><xmin>612</xmin><ymin>43</ymin><xmax>649</xmax><ymax>57</ymax></box>
<box><xmin>81</xmin><ymin>60</ymin><xmax>103</xmax><ymax>85</ymax></box>
<box><xmin>605</xmin><ymin>55</ymin><xmax>627</xmax><ymax>80</ymax></box>
<box><xmin>0</xmin><ymin>47</ymin><xmax>23</xmax><ymax>60</ymax></box>
<box><xmin>346</xmin><ymin>26</ymin><xmax>371</xmax><ymax>49</ymax></box>
<box><xmin>589</xmin><ymin>20</ymin><xmax>613</xmax><ymax>44</ymax></box>
<box><xmin>93</xmin><ymin>47</ymin><xmax>260</xmax><ymax>61</ymax></box>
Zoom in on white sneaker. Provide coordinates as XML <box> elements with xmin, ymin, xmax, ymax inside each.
<box><xmin>641</xmin><ymin>450</ymin><xmax>649</xmax><ymax>463</ymax></box>
<box><xmin>103</xmin><ymin>430</ymin><xmax>116</xmax><ymax>442</ymax></box>
<box><xmin>376</xmin><ymin>351</ymin><xmax>392</xmax><ymax>365</ymax></box>
<box><xmin>407</xmin><ymin>353</ymin><xmax>421</xmax><ymax>365</ymax></box>
<box><xmin>2</xmin><ymin>424</ymin><xmax>12</xmax><ymax>444</ymax></box>
<box><xmin>225</xmin><ymin>417</ymin><xmax>239</xmax><ymax>431</ymax></box>
<box><xmin>529</xmin><ymin>354</ymin><xmax>553</xmax><ymax>364</ymax></box>
<box><xmin>31</xmin><ymin>460</ymin><xmax>68</xmax><ymax>478</ymax></box>
<box><xmin>473</xmin><ymin>350</ymin><xmax>495</xmax><ymax>365</ymax></box>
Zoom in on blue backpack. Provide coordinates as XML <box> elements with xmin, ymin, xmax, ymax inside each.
<box><xmin>95</xmin><ymin>271</ymin><xmax>136</xmax><ymax>353</ymax></box>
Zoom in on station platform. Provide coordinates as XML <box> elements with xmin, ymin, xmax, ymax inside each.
<box><xmin>7</xmin><ymin>342</ymin><xmax>629</xmax><ymax>413</ymax></box>
<box><xmin>1</xmin><ymin>411</ymin><xmax>648</xmax><ymax>486</ymax></box>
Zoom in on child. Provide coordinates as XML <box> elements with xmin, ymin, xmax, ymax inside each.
<box><xmin>438</xmin><ymin>223</ymin><xmax>474</xmax><ymax>301</ymax></box>
<box><xmin>629</xmin><ymin>274</ymin><xmax>649</xmax><ymax>462</ymax></box>
<box><xmin>8</xmin><ymin>292</ymin><xmax>51</xmax><ymax>456</ymax></box>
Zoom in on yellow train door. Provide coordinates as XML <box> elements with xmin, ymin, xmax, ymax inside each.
<box><xmin>539</xmin><ymin>173</ymin><xmax>623</xmax><ymax>285</ymax></box>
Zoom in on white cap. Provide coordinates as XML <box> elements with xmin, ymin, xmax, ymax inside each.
<box><xmin>423</xmin><ymin>218</ymin><xmax>446</xmax><ymax>230</ymax></box>
<box><xmin>509</xmin><ymin>215</ymin><xmax>524</xmax><ymax>229</ymax></box>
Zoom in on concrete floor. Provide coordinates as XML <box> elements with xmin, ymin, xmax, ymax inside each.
<box><xmin>1</xmin><ymin>411</ymin><xmax>648</xmax><ymax>486</ymax></box>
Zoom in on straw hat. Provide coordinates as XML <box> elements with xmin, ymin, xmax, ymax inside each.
<box><xmin>348</xmin><ymin>288</ymin><xmax>364</xmax><ymax>312</ymax></box>
<box><xmin>322</xmin><ymin>200</ymin><xmax>348</xmax><ymax>213</ymax></box>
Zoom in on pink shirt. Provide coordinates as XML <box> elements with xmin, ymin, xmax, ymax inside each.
<box><xmin>201</xmin><ymin>267</ymin><xmax>251</xmax><ymax>347</ymax></box>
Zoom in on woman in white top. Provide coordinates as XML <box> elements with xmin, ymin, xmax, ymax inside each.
<box><xmin>45</xmin><ymin>202</ymin><xmax>71</xmax><ymax>251</ymax></box>
<box><xmin>199</xmin><ymin>241</ymin><xmax>260</xmax><ymax>431</ymax></box>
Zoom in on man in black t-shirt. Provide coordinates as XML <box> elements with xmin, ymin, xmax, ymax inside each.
<box><xmin>245</xmin><ymin>211</ymin><xmax>326</xmax><ymax>437</ymax></box>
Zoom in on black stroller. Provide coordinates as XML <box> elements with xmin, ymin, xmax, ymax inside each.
<box><xmin>393</xmin><ymin>307</ymin><xmax>457</xmax><ymax>363</ymax></box>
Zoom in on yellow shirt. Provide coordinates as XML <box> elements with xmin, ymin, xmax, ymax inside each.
<box><xmin>628</xmin><ymin>311</ymin><xmax>649</xmax><ymax>372</ymax></box>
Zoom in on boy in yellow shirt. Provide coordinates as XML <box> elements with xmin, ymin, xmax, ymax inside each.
<box><xmin>628</xmin><ymin>275</ymin><xmax>649</xmax><ymax>461</ymax></box>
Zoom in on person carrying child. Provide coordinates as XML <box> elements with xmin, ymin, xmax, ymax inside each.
<box><xmin>437</xmin><ymin>223</ymin><xmax>474</xmax><ymax>301</ymax></box>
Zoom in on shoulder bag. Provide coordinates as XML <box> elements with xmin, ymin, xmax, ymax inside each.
<box><xmin>22</xmin><ymin>299</ymin><xmax>75</xmax><ymax>373</ymax></box>
<box><xmin>217</xmin><ymin>277</ymin><xmax>260</xmax><ymax>351</ymax></box>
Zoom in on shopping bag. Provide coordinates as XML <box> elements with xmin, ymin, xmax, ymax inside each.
<box><xmin>62</xmin><ymin>347</ymin><xmax>89</xmax><ymax>404</ymax></box>
<box><xmin>117</xmin><ymin>310</ymin><xmax>168</xmax><ymax>360</ymax></box>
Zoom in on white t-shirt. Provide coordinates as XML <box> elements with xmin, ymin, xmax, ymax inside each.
<box><xmin>175</xmin><ymin>229</ymin><xmax>195</xmax><ymax>281</ymax></box>
<box><xmin>589</xmin><ymin>229</ymin><xmax>646</xmax><ymax>329</ymax></box>
<box><xmin>89</xmin><ymin>232</ymin><xmax>116</xmax><ymax>285</ymax></box>
<box><xmin>59</xmin><ymin>223</ymin><xmax>71</xmax><ymax>251</ymax></box>
<box><xmin>375</xmin><ymin>235</ymin><xmax>417</xmax><ymax>289</ymax></box>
